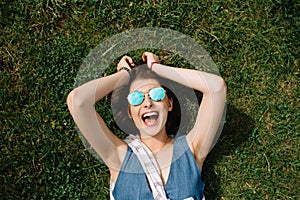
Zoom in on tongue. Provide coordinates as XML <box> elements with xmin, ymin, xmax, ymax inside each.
<box><xmin>144</xmin><ymin>117</ymin><xmax>157</xmax><ymax>126</ymax></box>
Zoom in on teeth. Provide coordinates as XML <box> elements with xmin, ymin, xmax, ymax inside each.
<box><xmin>143</xmin><ymin>112</ymin><xmax>158</xmax><ymax>118</ymax></box>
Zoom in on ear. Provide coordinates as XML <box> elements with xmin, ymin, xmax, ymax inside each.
<box><xmin>168</xmin><ymin>98</ymin><xmax>173</xmax><ymax>111</ymax></box>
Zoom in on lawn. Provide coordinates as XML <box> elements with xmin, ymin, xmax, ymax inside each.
<box><xmin>1</xmin><ymin>0</ymin><xmax>299</xmax><ymax>199</ymax></box>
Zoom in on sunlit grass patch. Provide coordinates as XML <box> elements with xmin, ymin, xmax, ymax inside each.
<box><xmin>1</xmin><ymin>0</ymin><xmax>299</xmax><ymax>199</ymax></box>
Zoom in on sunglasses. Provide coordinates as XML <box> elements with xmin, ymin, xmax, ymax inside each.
<box><xmin>127</xmin><ymin>87</ymin><xmax>166</xmax><ymax>106</ymax></box>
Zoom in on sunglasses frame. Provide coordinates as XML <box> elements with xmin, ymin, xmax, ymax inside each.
<box><xmin>127</xmin><ymin>87</ymin><xmax>166</xmax><ymax>106</ymax></box>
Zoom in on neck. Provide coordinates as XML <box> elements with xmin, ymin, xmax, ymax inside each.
<box><xmin>140</xmin><ymin>128</ymin><xmax>171</xmax><ymax>153</ymax></box>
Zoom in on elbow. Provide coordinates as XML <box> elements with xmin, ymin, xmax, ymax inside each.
<box><xmin>214</xmin><ymin>76</ymin><xmax>227</xmax><ymax>94</ymax></box>
<box><xmin>67</xmin><ymin>90</ymin><xmax>76</xmax><ymax>114</ymax></box>
<box><xmin>203</xmin><ymin>74</ymin><xmax>226</xmax><ymax>95</ymax></box>
<box><xmin>197</xmin><ymin>72</ymin><xmax>226</xmax><ymax>95</ymax></box>
<box><xmin>67</xmin><ymin>89</ymin><xmax>88</xmax><ymax>113</ymax></box>
<box><xmin>215</xmin><ymin>77</ymin><xmax>227</xmax><ymax>103</ymax></box>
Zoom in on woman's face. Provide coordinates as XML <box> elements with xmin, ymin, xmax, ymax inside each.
<box><xmin>128</xmin><ymin>79</ymin><xmax>173</xmax><ymax>138</ymax></box>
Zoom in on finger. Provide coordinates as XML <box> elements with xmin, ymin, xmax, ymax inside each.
<box><xmin>122</xmin><ymin>55</ymin><xmax>131</xmax><ymax>62</ymax></box>
<box><xmin>142</xmin><ymin>52</ymin><xmax>147</xmax><ymax>62</ymax></box>
<box><xmin>125</xmin><ymin>57</ymin><xmax>135</xmax><ymax>66</ymax></box>
<box><xmin>121</xmin><ymin>55</ymin><xmax>132</xmax><ymax>63</ymax></box>
<box><xmin>130</xmin><ymin>62</ymin><xmax>135</xmax><ymax>67</ymax></box>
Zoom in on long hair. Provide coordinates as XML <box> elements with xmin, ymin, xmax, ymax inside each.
<box><xmin>111</xmin><ymin>64</ymin><xmax>183</xmax><ymax>137</ymax></box>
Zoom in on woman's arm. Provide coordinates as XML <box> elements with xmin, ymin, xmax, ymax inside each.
<box><xmin>143</xmin><ymin>52</ymin><xmax>226</xmax><ymax>165</ymax></box>
<box><xmin>67</xmin><ymin>56</ymin><xmax>134</xmax><ymax>169</ymax></box>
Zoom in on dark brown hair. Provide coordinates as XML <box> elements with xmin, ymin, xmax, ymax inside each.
<box><xmin>111</xmin><ymin>64</ymin><xmax>183</xmax><ymax>137</ymax></box>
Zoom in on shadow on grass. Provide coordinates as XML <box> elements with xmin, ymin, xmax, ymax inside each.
<box><xmin>203</xmin><ymin>104</ymin><xmax>255</xmax><ymax>199</ymax></box>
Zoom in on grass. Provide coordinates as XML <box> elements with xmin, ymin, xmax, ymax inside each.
<box><xmin>1</xmin><ymin>0</ymin><xmax>299</xmax><ymax>199</ymax></box>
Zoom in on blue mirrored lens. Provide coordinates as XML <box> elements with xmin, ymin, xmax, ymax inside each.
<box><xmin>127</xmin><ymin>87</ymin><xmax>165</xmax><ymax>106</ymax></box>
<box><xmin>127</xmin><ymin>91</ymin><xmax>144</xmax><ymax>106</ymax></box>
<box><xmin>149</xmin><ymin>87</ymin><xmax>165</xmax><ymax>101</ymax></box>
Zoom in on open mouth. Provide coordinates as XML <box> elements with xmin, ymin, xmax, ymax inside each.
<box><xmin>142</xmin><ymin>111</ymin><xmax>159</xmax><ymax>126</ymax></box>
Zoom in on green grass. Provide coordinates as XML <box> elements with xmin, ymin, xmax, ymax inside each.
<box><xmin>1</xmin><ymin>0</ymin><xmax>299</xmax><ymax>199</ymax></box>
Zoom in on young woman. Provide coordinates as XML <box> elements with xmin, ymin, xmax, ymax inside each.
<box><xmin>67</xmin><ymin>52</ymin><xmax>226</xmax><ymax>199</ymax></box>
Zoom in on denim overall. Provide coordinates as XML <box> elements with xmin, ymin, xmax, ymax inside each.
<box><xmin>111</xmin><ymin>136</ymin><xmax>205</xmax><ymax>200</ymax></box>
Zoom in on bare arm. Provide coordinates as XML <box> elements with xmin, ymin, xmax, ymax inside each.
<box><xmin>143</xmin><ymin>52</ymin><xmax>226</xmax><ymax>163</ymax></box>
<box><xmin>67</xmin><ymin>56</ymin><xmax>135</xmax><ymax>169</ymax></box>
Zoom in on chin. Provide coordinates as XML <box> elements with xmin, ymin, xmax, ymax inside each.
<box><xmin>138</xmin><ymin>120</ymin><xmax>166</xmax><ymax>138</ymax></box>
<box><xmin>140</xmin><ymin>128</ymin><xmax>160</xmax><ymax>138</ymax></box>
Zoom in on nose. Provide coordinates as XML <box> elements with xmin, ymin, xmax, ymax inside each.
<box><xmin>143</xmin><ymin>95</ymin><xmax>153</xmax><ymax>108</ymax></box>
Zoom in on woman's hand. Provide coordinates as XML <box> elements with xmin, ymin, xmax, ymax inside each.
<box><xmin>117</xmin><ymin>55</ymin><xmax>135</xmax><ymax>71</ymax></box>
<box><xmin>142</xmin><ymin>52</ymin><xmax>160</xmax><ymax>69</ymax></box>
